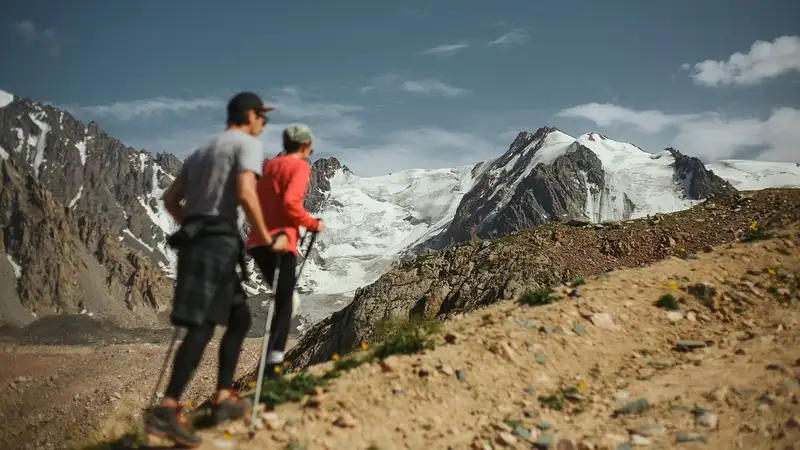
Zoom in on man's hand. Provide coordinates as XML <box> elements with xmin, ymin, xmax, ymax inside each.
<box><xmin>314</xmin><ymin>218</ymin><xmax>324</xmax><ymax>233</ymax></box>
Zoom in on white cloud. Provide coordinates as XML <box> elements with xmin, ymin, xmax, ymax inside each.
<box><xmin>558</xmin><ymin>102</ymin><xmax>800</xmax><ymax>163</ymax></box>
<box><xmin>10</xmin><ymin>20</ymin><xmax>60</xmax><ymax>56</ymax></box>
<box><xmin>401</xmin><ymin>79</ymin><xmax>468</xmax><ymax>97</ymax></box>
<box><xmin>684</xmin><ymin>35</ymin><xmax>800</xmax><ymax>87</ymax></box>
<box><xmin>65</xmin><ymin>96</ymin><xmax>224</xmax><ymax>121</ymax></box>
<box><xmin>359</xmin><ymin>74</ymin><xmax>469</xmax><ymax>98</ymax></box>
<box><xmin>488</xmin><ymin>28</ymin><xmax>528</xmax><ymax>47</ymax></box>
<box><xmin>333</xmin><ymin>127</ymin><xmax>499</xmax><ymax>177</ymax></box>
<box><xmin>418</xmin><ymin>42</ymin><xmax>470</xmax><ymax>57</ymax></box>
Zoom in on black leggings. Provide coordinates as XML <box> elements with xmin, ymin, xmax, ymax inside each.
<box><xmin>249</xmin><ymin>246</ymin><xmax>298</xmax><ymax>365</ymax></box>
<box><xmin>164</xmin><ymin>303</ymin><xmax>252</xmax><ymax>400</ymax></box>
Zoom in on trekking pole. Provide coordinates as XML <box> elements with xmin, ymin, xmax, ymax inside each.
<box><xmin>148</xmin><ymin>327</ymin><xmax>180</xmax><ymax>408</ymax></box>
<box><xmin>295</xmin><ymin>231</ymin><xmax>318</xmax><ymax>280</ymax></box>
<box><xmin>248</xmin><ymin>255</ymin><xmax>281</xmax><ymax>439</ymax></box>
<box><xmin>248</xmin><ymin>231</ymin><xmax>318</xmax><ymax>439</ymax></box>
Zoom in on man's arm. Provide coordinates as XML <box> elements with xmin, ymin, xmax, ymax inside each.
<box><xmin>236</xmin><ymin>137</ymin><xmax>273</xmax><ymax>247</ymax></box>
<box><xmin>163</xmin><ymin>168</ymin><xmax>187</xmax><ymax>224</ymax></box>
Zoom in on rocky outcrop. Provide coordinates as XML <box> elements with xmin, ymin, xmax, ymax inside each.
<box><xmin>283</xmin><ymin>188</ymin><xmax>800</xmax><ymax>370</ymax></box>
<box><xmin>0</xmin><ymin>157</ymin><xmax>171</xmax><ymax>327</ymax></box>
<box><xmin>433</xmin><ymin>127</ymin><xmax>606</xmax><ymax>249</ymax></box>
<box><xmin>666</xmin><ymin>147</ymin><xmax>736</xmax><ymax>199</ymax></box>
<box><xmin>305</xmin><ymin>157</ymin><xmax>350</xmax><ymax>213</ymax></box>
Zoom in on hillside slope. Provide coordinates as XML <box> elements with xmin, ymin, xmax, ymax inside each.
<box><xmin>95</xmin><ymin>208</ymin><xmax>800</xmax><ymax>450</ymax></box>
<box><xmin>284</xmin><ymin>188</ymin><xmax>800</xmax><ymax>370</ymax></box>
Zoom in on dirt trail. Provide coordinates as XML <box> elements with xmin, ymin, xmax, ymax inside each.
<box><xmin>0</xmin><ymin>295</ymin><xmax>304</xmax><ymax>450</ymax></box>
<box><xmin>183</xmin><ymin>223</ymin><xmax>800</xmax><ymax>450</ymax></box>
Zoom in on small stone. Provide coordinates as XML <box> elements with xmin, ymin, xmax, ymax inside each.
<box><xmin>628</xmin><ymin>423</ymin><xmax>665</xmax><ymax>437</ymax></box>
<box><xmin>438</xmin><ymin>364</ymin><xmax>454</xmax><ymax>376</ymax></box>
<box><xmin>614</xmin><ymin>391</ymin><xmax>630</xmax><ymax>402</ymax></box>
<box><xmin>651</xmin><ymin>359</ymin><xmax>674</xmax><ymax>369</ymax></box>
<box><xmin>614</xmin><ymin>398</ymin><xmax>650</xmax><ymax>416</ymax></box>
<box><xmin>786</xmin><ymin>416</ymin><xmax>800</xmax><ymax>429</ymax></box>
<box><xmin>577</xmin><ymin>440</ymin><xmax>596</xmax><ymax>450</ymax></box>
<box><xmin>630</xmin><ymin>435</ymin><xmax>650</xmax><ymax>446</ymax></box>
<box><xmin>333</xmin><ymin>413</ymin><xmax>357</xmax><ymax>428</ymax></box>
<box><xmin>456</xmin><ymin>369</ymin><xmax>467</xmax><ymax>382</ymax></box>
<box><xmin>694</xmin><ymin>412</ymin><xmax>718</xmax><ymax>429</ymax></box>
<box><xmin>379</xmin><ymin>355</ymin><xmax>402</xmax><ymax>372</ymax></box>
<box><xmin>614</xmin><ymin>444</ymin><xmax>633</xmax><ymax>450</ymax></box>
<box><xmin>512</xmin><ymin>426</ymin><xmax>531</xmax><ymax>440</ymax></box>
<box><xmin>556</xmin><ymin>439</ymin><xmax>576</xmax><ymax>450</ymax></box>
<box><xmin>444</xmin><ymin>332</ymin><xmax>464</xmax><ymax>344</ymax></box>
<box><xmin>572</xmin><ymin>324</ymin><xmax>587</xmax><ymax>337</ymax></box>
<box><xmin>534</xmin><ymin>434</ymin><xmax>557</xmax><ymax>449</ymax></box>
<box><xmin>14</xmin><ymin>376</ymin><xmax>27</xmax><ymax>384</ymax></box>
<box><xmin>418</xmin><ymin>364</ymin><xmax>434</xmax><ymax>377</ymax></box>
<box><xmin>675</xmin><ymin>340</ymin><xmax>707</xmax><ymax>352</ymax></box>
<box><xmin>676</xmin><ymin>433</ymin><xmax>707</xmax><ymax>444</ymax></box>
<box><xmin>590</xmin><ymin>313</ymin><xmax>616</xmax><ymax>330</ymax></box>
<box><xmin>707</xmin><ymin>386</ymin><xmax>729</xmax><ymax>403</ymax></box>
<box><xmin>781</xmin><ymin>379</ymin><xmax>800</xmax><ymax>391</ymax></box>
<box><xmin>535</xmin><ymin>353</ymin><xmax>546</xmax><ymax>364</ymax></box>
<box><xmin>537</xmin><ymin>422</ymin><xmax>553</xmax><ymax>431</ymax></box>
<box><xmin>739</xmin><ymin>423</ymin><xmax>756</xmax><ymax>432</ymax></box>
<box><xmin>497</xmin><ymin>432</ymin><xmax>517</xmax><ymax>446</ymax></box>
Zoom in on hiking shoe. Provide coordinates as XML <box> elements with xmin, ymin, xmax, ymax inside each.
<box><xmin>144</xmin><ymin>405</ymin><xmax>201</xmax><ymax>448</ymax></box>
<box><xmin>211</xmin><ymin>392</ymin><xmax>252</xmax><ymax>425</ymax></box>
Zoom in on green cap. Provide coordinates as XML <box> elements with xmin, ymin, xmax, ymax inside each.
<box><xmin>283</xmin><ymin>123</ymin><xmax>314</xmax><ymax>144</ymax></box>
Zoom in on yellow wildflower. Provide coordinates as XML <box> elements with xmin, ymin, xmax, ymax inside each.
<box><xmin>768</xmin><ymin>268</ymin><xmax>776</xmax><ymax>275</ymax></box>
<box><xmin>248</xmin><ymin>381</ymin><xmax>256</xmax><ymax>388</ymax></box>
<box><xmin>223</xmin><ymin>431</ymin><xmax>232</xmax><ymax>440</ymax></box>
<box><xmin>577</xmin><ymin>380</ymin><xmax>586</xmax><ymax>390</ymax></box>
<box><xmin>360</xmin><ymin>341</ymin><xmax>369</xmax><ymax>351</ymax></box>
<box><xmin>749</xmin><ymin>221</ymin><xmax>758</xmax><ymax>231</ymax></box>
<box><xmin>667</xmin><ymin>280</ymin><xmax>679</xmax><ymax>290</ymax></box>
<box><xmin>332</xmin><ymin>353</ymin><xmax>340</xmax><ymax>361</ymax></box>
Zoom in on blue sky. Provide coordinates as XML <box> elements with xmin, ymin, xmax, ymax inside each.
<box><xmin>1</xmin><ymin>0</ymin><xmax>799</xmax><ymax>176</ymax></box>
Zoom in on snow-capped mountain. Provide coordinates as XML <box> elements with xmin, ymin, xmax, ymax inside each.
<box><xmin>300</xmin><ymin>127</ymin><xmax>800</xmax><ymax>295</ymax></box>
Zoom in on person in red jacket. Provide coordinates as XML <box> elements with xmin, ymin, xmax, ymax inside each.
<box><xmin>246</xmin><ymin>123</ymin><xmax>323</xmax><ymax>379</ymax></box>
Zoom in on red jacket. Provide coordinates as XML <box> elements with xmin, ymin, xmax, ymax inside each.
<box><xmin>246</xmin><ymin>155</ymin><xmax>321</xmax><ymax>255</ymax></box>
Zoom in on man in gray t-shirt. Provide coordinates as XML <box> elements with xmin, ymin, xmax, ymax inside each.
<box><xmin>144</xmin><ymin>92</ymin><xmax>275</xmax><ymax>446</ymax></box>
<box><xmin>178</xmin><ymin>128</ymin><xmax>265</xmax><ymax>223</ymax></box>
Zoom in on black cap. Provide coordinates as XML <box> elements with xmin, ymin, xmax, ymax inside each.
<box><xmin>227</xmin><ymin>91</ymin><xmax>274</xmax><ymax>119</ymax></box>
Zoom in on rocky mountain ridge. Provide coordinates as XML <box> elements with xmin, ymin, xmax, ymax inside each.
<box><xmin>280</xmin><ymin>188</ymin><xmax>800</xmax><ymax>371</ymax></box>
<box><xmin>429</xmin><ymin>127</ymin><xmax>738</xmax><ymax>250</ymax></box>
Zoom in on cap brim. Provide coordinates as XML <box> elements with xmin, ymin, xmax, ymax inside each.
<box><xmin>260</xmin><ymin>105</ymin><xmax>275</xmax><ymax>112</ymax></box>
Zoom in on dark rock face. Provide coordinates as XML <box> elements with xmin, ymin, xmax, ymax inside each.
<box><xmin>666</xmin><ymin>147</ymin><xmax>737</xmax><ymax>199</ymax></box>
<box><xmin>0</xmin><ymin>93</ymin><xmax>181</xmax><ymax>325</ymax></box>
<box><xmin>433</xmin><ymin>127</ymin><xmax>606</xmax><ymax>249</ymax></box>
<box><xmin>305</xmin><ymin>157</ymin><xmax>350</xmax><ymax>213</ymax></box>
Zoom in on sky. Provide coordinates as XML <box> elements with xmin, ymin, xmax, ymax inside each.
<box><xmin>1</xmin><ymin>0</ymin><xmax>799</xmax><ymax>177</ymax></box>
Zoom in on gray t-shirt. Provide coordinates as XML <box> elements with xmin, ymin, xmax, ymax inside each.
<box><xmin>178</xmin><ymin>129</ymin><xmax>264</xmax><ymax>223</ymax></box>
